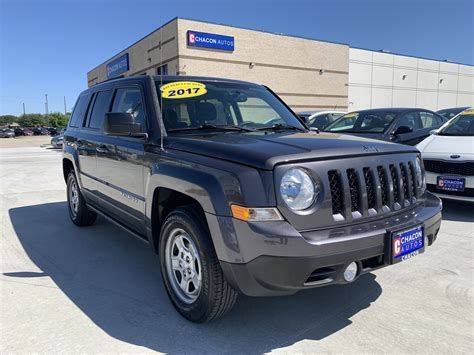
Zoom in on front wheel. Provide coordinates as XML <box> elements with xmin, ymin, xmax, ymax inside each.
<box><xmin>159</xmin><ymin>206</ymin><xmax>238</xmax><ymax>322</ymax></box>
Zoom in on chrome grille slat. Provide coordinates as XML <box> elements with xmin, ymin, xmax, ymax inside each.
<box><xmin>400</xmin><ymin>163</ymin><xmax>410</xmax><ymax>201</ymax></box>
<box><xmin>328</xmin><ymin>170</ymin><xmax>344</xmax><ymax>215</ymax></box>
<box><xmin>363</xmin><ymin>167</ymin><xmax>376</xmax><ymax>210</ymax></box>
<box><xmin>377</xmin><ymin>165</ymin><xmax>389</xmax><ymax>207</ymax></box>
<box><xmin>408</xmin><ymin>162</ymin><xmax>417</xmax><ymax>198</ymax></box>
<box><xmin>346</xmin><ymin>169</ymin><xmax>361</xmax><ymax>212</ymax></box>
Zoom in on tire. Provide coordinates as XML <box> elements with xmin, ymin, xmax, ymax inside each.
<box><xmin>159</xmin><ymin>205</ymin><xmax>238</xmax><ymax>322</ymax></box>
<box><xmin>66</xmin><ymin>170</ymin><xmax>97</xmax><ymax>226</ymax></box>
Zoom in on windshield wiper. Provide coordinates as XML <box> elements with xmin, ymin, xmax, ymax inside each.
<box><xmin>256</xmin><ymin>123</ymin><xmax>305</xmax><ymax>132</ymax></box>
<box><xmin>168</xmin><ymin>124</ymin><xmax>257</xmax><ymax>133</ymax></box>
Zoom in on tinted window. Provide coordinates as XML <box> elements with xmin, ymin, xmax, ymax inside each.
<box><xmin>397</xmin><ymin>112</ymin><xmax>420</xmax><ymax>130</ymax></box>
<box><xmin>436</xmin><ymin>107</ymin><xmax>468</xmax><ymax>119</ymax></box>
<box><xmin>111</xmin><ymin>88</ymin><xmax>146</xmax><ymax>131</ymax></box>
<box><xmin>439</xmin><ymin>111</ymin><xmax>474</xmax><ymax>136</ymax></box>
<box><xmin>88</xmin><ymin>91</ymin><xmax>112</xmax><ymax>129</ymax></box>
<box><xmin>69</xmin><ymin>94</ymin><xmax>91</xmax><ymax>128</ymax></box>
<box><xmin>326</xmin><ymin>111</ymin><xmax>397</xmax><ymax>133</ymax></box>
<box><xmin>420</xmin><ymin>112</ymin><xmax>442</xmax><ymax>128</ymax></box>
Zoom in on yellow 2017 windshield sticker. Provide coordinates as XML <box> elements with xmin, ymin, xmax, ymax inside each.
<box><xmin>344</xmin><ymin>112</ymin><xmax>358</xmax><ymax>118</ymax></box>
<box><xmin>461</xmin><ymin>109</ymin><xmax>474</xmax><ymax>115</ymax></box>
<box><xmin>160</xmin><ymin>81</ymin><xmax>207</xmax><ymax>99</ymax></box>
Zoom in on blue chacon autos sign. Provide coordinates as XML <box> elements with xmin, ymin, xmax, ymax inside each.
<box><xmin>187</xmin><ymin>30</ymin><xmax>234</xmax><ymax>51</ymax></box>
<box><xmin>107</xmin><ymin>53</ymin><xmax>129</xmax><ymax>78</ymax></box>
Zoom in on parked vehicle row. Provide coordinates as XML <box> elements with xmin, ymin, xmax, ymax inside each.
<box><xmin>0</xmin><ymin>128</ymin><xmax>15</xmax><ymax>138</ymax></box>
<box><xmin>0</xmin><ymin>126</ymin><xmax>66</xmax><ymax>138</ymax></box>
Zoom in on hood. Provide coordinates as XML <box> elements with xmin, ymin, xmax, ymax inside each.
<box><xmin>165</xmin><ymin>131</ymin><xmax>417</xmax><ymax>170</ymax></box>
<box><xmin>417</xmin><ymin>134</ymin><xmax>474</xmax><ymax>160</ymax></box>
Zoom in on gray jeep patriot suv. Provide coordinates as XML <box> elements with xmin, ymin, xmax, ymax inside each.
<box><xmin>63</xmin><ymin>76</ymin><xmax>442</xmax><ymax>322</ymax></box>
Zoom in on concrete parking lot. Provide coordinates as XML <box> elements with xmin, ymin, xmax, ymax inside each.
<box><xmin>1</xmin><ymin>142</ymin><xmax>473</xmax><ymax>353</ymax></box>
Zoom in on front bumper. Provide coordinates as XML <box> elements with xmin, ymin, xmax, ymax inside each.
<box><xmin>207</xmin><ymin>193</ymin><xmax>442</xmax><ymax>297</ymax></box>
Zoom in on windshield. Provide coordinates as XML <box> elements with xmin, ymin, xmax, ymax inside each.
<box><xmin>155</xmin><ymin>80</ymin><xmax>305</xmax><ymax>132</ymax></box>
<box><xmin>439</xmin><ymin>110</ymin><xmax>474</xmax><ymax>136</ymax></box>
<box><xmin>325</xmin><ymin>111</ymin><xmax>397</xmax><ymax>133</ymax></box>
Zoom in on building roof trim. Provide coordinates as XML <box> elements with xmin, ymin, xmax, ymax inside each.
<box><xmin>88</xmin><ymin>17</ymin><xmax>473</xmax><ymax>74</ymax></box>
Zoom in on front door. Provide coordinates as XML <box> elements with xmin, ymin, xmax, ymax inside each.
<box><xmin>393</xmin><ymin>111</ymin><xmax>423</xmax><ymax>146</ymax></box>
<box><xmin>95</xmin><ymin>86</ymin><xmax>147</xmax><ymax>236</ymax></box>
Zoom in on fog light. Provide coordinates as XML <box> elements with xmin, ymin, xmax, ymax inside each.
<box><xmin>343</xmin><ymin>262</ymin><xmax>358</xmax><ymax>282</ymax></box>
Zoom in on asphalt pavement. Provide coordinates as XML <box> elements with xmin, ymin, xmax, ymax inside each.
<box><xmin>1</xmin><ymin>143</ymin><xmax>473</xmax><ymax>353</ymax></box>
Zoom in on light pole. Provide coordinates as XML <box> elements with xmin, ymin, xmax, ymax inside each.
<box><xmin>45</xmin><ymin>94</ymin><xmax>49</xmax><ymax>125</ymax></box>
<box><xmin>64</xmin><ymin>96</ymin><xmax>67</xmax><ymax>114</ymax></box>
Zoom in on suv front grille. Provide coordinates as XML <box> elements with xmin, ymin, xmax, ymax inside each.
<box><xmin>327</xmin><ymin>158</ymin><xmax>420</xmax><ymax>219</ymax></box>
<box><xmin>424</xmin><ymin>159</ymin><xmax>474</xmax><ymax>176</ymax></box>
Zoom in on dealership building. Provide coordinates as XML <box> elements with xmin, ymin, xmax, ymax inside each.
<box><xmin>87</xmin><ymin>18</ymin><xmax>474</xmax><ymax>112</ymax></box>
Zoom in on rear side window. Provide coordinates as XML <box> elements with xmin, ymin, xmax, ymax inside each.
<box><xmin>69</xmin><ymin>94</ymin><xmax>91</xmax><ymax>128</ymax></box>
<box><xmin>420</xmin><ymin>112</ymin><xmax>442</xmax><ymax>128</ymax></box>
<box><xmin>111</xmin><ymin>88</ymin><xmax>146</xmax><ymax>131</ymax></box>
<box><xmin>88</xmin><ymin>90</ymin><xmax>112</xmax><ymax>129</ymax></box>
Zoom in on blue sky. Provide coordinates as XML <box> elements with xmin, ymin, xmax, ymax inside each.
<box><xmin>1</xmin><ymin>0</ymin><xmax>472</xmax><ymax>115</ymax></box>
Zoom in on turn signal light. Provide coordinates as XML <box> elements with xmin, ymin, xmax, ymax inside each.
<box><xmin>230</xmin><ymin>205</ymin><xmax>283</xmax><ymax>222</ymax></box>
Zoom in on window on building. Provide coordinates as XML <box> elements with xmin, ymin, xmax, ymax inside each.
<box><xmin>87</xmin><ymin>91</ymin><xmax>112</xmax><ymax>129</ymax></box>
<box><xmin>111</xmin><ymin>88</ymin><xmax>146</xmax><ymax>131</ymax></box>
<box><xmin>157</xmin><ymin>64</ymin><xmax>168</xmax><ymax>75</ymax></box>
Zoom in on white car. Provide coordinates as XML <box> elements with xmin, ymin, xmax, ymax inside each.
<box><xmin>416</xmin><ymin>108</ymin><xmax>474</xmax><ymax>202</ymax></box>
<box><xmin>297</xmin><ymin>111</ymin><xmax>346</xmax><ymax>130</ymax></box>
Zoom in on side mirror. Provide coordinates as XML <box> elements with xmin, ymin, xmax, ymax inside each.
<box><xmin>103</xmin><ymin>112</ymin><xmax>145</xmax><ymax>137</ymax></box>
<box><xmin>393</xmin><ymin>125</ymin><xmax>413</xmax><ymax>135</ymax></box>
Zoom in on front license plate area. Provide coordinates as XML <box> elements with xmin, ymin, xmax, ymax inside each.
<box><xmin>390</xmin><ymin>225</ymin><xmax>424</xmax><ymax>264</ymax></box>
<box><xmin>437</xmin><ymin>176</ymin><xmax>465</xmax><ymax>192</ymax></box>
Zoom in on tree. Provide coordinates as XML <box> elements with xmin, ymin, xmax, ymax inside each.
<box><xmin>48</xmin><ymin>112</ymin><xmax>70</xmax><ymax>127</ymax></box>
<box><xmin>18</xmin><ymin>114</ymin><xmax>46</xmax><ymax>127</ymax></box>
<box><xmin>0</xmin><ymin>115</ymin><xmax>18</xmax><ymax>126</ymax></box>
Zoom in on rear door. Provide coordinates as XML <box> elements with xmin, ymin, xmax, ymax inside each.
<box><xmin>94</xmin><ymin>84</ymin><xmax>147</xmax><ymax>236</ymax></box>
<box><xmin>77</xmin><ymin>90</ymin><xmax>113</xmax><ymax>195</ymax></box>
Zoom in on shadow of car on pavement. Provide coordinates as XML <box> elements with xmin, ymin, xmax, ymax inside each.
<box><xmin>8</xmin><ymin>202</ymin><xmax>382</xmax><ymax>353</ymax></box>
<box><xmin>439</xmin><ymin>199</ymin><xmax>474</xmax><ymax>223</ymax></box>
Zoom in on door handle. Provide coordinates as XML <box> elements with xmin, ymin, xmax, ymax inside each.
<box><xmin>96</xmin><ymin>145</ymin><xmax>109</xmax><ymax>153</ymax></box>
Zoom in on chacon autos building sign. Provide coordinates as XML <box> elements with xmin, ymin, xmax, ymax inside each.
<box><xmin>107</xmin><ymin>53</ymin><xmax>129</xmax><ymax>78</ymax></box>
<box><xmin>187</xmin><ymin>30</ymin><xmax>234</xmax><ymax>51</ymax></box>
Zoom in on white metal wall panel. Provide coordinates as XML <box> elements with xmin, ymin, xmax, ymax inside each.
<box><xmin>348</xmin><ymin>48</ymin><xmax>474</xmax><ymax>111</ymax></box>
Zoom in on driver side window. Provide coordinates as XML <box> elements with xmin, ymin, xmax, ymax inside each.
<box><xmin>111</xmin><ymin>88</ymin><xmax>146</xmax><ymax>132</ymax></box>
<box><xmin>397</xmin><ymin>112</ymin><xmax>420</xmax><ymax>130</ymax></box>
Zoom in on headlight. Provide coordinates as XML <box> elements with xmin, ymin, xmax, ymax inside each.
<box><xmin>280</xmin><ymin>168</ymin><xmax>318</xmax><ymax>211</ymax></box>
<box><xmin>415</xmin><ymin>157</ymin><xmax>426</xmax><ymax>193</ymax></box>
